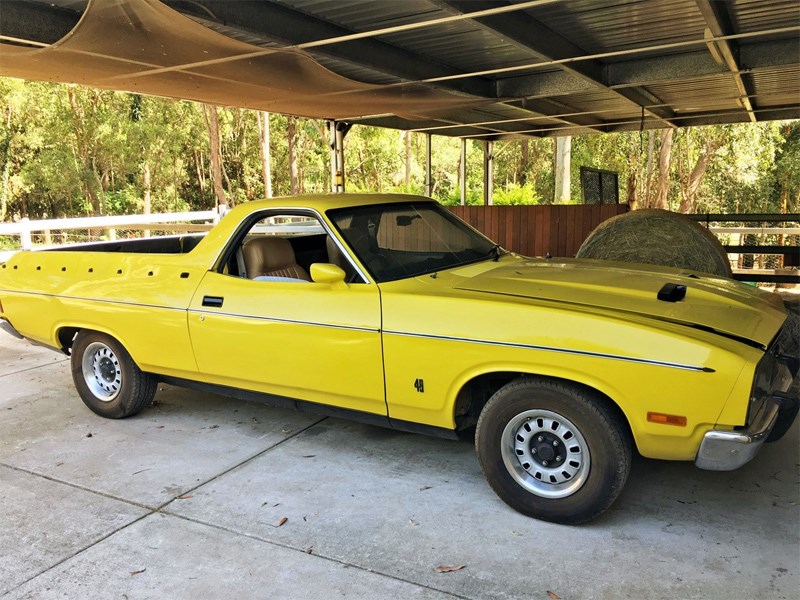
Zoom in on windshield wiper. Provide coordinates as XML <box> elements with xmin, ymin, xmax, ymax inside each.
<box><xmin>488</xmin><ymin>244</ymin><xmax>502</xmax><ymax>261</ymax></box>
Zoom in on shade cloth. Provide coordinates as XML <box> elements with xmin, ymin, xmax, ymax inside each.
<box><xmin>0</xmin><ymin>0</ymin><xmax>490</xmax><ymax>120</ymax></box>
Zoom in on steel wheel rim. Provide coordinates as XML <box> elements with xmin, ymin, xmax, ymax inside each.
<box><xmin>82</xmin><ymin>342</ymin><xmax>122</xmax><ymax>402</ymax></box>
<box><xmin>500</xmin><ymin>409</ymin><xmax>591</xmax><ymax>499</ymax></box>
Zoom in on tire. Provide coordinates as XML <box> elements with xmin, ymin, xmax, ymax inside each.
<box><xmin>475</xmin><ymin>377</ymin><xmax>631</xmax><ymax>525</ymax></box>
<box><xmin>70</xmin><ymin>331</ymin><xmax>157</xmax><ymax>419</ymax></box>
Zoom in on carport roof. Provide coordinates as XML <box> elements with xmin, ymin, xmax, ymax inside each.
<box><xmin>0</xmin><ymin>0</ymin><xmax>798</xmax><ymax>139</ymax></box>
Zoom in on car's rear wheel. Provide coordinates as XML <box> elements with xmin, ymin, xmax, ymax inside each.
<box><xmin>70</xmin><ymin>331</ymin><xmax>156</xmax><ymax>418</ymax></box>
<box><xmin>475</xmin><ymin>377</ymin><xmax>631</xmax><ymax>524</ymax></box>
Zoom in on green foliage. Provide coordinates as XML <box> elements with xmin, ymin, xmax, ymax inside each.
<box><xmin>493</xmin><ymin>183</ymin><xmax>542</xmax><ymax>205</ymax></box>
<box><xmin>0</xmin><ymin>78</ymin><xmax>797</xmax><ymax>222</ymax></box>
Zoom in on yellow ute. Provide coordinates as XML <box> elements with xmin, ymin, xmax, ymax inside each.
<box><xmin>0</xmin><ymin>194</ymin><xmax>796</xmax><ymax>524</ymax></box>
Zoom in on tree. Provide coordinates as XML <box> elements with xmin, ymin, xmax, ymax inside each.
<box><xmin>553</xmin><ymin>136</ymin><xmax>571</xmax><ymax>202</ymax></box>
<box><xmin>676</xmin><ymin>128</ymin><xmax>724</xmax><ymax>213</ymax></box>
<box><xmin>652</xmin><ymin>129</ymin><xmax>674</xmax><ymax>209</ymax></box>
<box><xmin>286</xmin><ymin>116</ymin><xmax>300</xmax><ymax>195</ymax></box>
<box><xmin>258</xmin><ymin>111</ymin><xmax>273</xmax><ymax>198</ymax></box>
<box><xmin>202</xmin><ymin>103</ymin><xmax>227</xmax><ymax>208</ymax></box>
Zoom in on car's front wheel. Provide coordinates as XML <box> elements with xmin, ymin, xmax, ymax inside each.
<box><xmin>70</xmin><ymin>331</ymin><xmax>157</xmax><ymax>418</ymax></box>
<box><xmin>475</xmin><ymin>377</ymin><xmax>631</xmax><ymax>524</ymax></box>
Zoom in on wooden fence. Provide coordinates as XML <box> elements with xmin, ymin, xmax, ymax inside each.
<box><xmin>449</xmin><ymin>204</ymin><xmax>629</xmax><ymax>258</ymax></box>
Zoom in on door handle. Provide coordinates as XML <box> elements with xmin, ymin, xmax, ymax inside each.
<box><xmin>202</xmin><ymin>296</ymin><xmax>224</xmax><ymax>308</ymax></box>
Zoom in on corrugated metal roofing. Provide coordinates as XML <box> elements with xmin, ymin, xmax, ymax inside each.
<box><xmin>0</xmin><ymin>0</ymin><xmax>797</xmax><ymax>138</ymax></box>
<box><xmin>523</xmin><ymin>0</ymin><xmax>708</xmax><ymax>53</ymax></box>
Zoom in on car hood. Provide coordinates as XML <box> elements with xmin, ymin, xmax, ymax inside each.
<box><xmin>452</xmin><ymin>258</ymin><xmax>786</xmax><ymax>348</ymax></box>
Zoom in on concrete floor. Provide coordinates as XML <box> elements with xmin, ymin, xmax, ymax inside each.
<box><xmin>0</xmin><ymin>334</ymin><xmax>798</xmax><ymax>600</ymax></box>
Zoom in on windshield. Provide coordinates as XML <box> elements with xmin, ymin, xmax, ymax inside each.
<box><xmin>328</xmin><ymin>202</ymin><xmax>498</xmax><ymax>282</ymax></box>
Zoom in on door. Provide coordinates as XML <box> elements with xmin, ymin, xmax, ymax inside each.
<box><xmin>187</xmin><ymin>210</ymin><xmax>385</xmax><ymax>416</ymax></box>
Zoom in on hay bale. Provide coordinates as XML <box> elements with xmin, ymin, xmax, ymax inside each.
<box><xmin>576</xmin><ymin>209</ymin><xmax>733</xmax><ymax>278</ymax></box>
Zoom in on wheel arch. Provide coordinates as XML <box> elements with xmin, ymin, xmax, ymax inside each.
<box><xmin>56</xmin><ymin>323</ymin><xmax>126</xmax><ymax>355</ymax></box>
<box><xmin>453</xmin><ymin>369</ymin><xmax>635</xmax><ymax>450</ymax></box>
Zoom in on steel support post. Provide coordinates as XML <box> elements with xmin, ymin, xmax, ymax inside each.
<box><xmin>329</xmin><ymin>121</ymin><xmax>351</xmax><ymax>193</ymax></box>
<box><xmin>459</xmin><ymin>138</ymin><xmax>467</xmax><ymax>205</ymax></box>
<box><xmin>483</xmin><ymin>140</ymin><xmax>494</xmax><ymax>205</ymax></box>
<box><xmin>424</xmin><ymin>133</ymin><xmax>432</xmax><ymax>197</ymax></box>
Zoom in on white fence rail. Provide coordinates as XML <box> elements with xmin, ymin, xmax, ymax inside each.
<box><xmin>0</xmin><ymin>210</ymin><xmax>223</xmax><ymax>253</ymax></box>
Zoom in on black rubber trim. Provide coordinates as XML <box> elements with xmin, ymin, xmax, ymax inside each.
<box><xmin>158</xmin><ymin>375</ymin><xmax>458</xmax><ymax>440</ymax></box>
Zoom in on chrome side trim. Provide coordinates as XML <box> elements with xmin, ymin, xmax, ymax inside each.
<box><xmin>1</xmin><ymin>288</ymin><xmax>377</xmax><ymax>333</ymax></box>
<box><xmin>0</xmin><ymin>289</ymin><xmax>186</xmax><ymax>313</ymax></box>
<box><xmin>189</xmin><ymin>308</ymin><xmax>378</xmax><ymax>334</ymax></box>
<box><xmin>383</xmin><ymin>329</ymin><xmax>714</xmax><ymax>372</ymax></box>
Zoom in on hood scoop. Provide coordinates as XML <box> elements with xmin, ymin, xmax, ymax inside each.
<box><xmin>657</xmin><ymin>283</ymin><xmax>687</xmax><ymax>303</ymax></box>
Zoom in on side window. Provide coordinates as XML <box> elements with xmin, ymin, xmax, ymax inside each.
<box><xmin>226</xmin><ymin>213</ymin><xmax>326</xmax><ymax>282</ymax></box>
<box><xmin>222</xmin><ymin>211</ymin><xmax>364</xmax><ymax>284</ymax></box>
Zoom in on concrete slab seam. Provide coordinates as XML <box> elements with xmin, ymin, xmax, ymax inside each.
<box><xmin>1</xmin><ymin>511</ymin><xmax>153</xmax><ymax>598</ymax></box>
<box><xmin>0</xmin><ymin>417</ymin><xmax>331</xmax><ymax>598</ymax></box>
<box><xmin>157</xmin><ymin>511</ymin><xmax>470</xmax><ymax>600</ymax></box>
<box><xmin>151</xmin><ymin>416</ymin><xmax>330</xmax><ymax>512</ymax></box>
<box><xmin>0</xmin><ymin>358</ymin><xmax>69</xmax><ymax>379</ymax></box>
<box><xmin>0</xmin><ymin>462</ymin><xmax>157</xmax><ymax>511</ymax></box>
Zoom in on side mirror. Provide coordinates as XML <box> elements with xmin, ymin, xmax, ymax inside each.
<box><xmin>310</xmin><ymin>263</ymin><xmax>347</xmax><ymax>288</ymax></box>
<box><xmin>396</xmin><ymin>214</ymin><xmax>421</xmax><ymax>226</ymax></box>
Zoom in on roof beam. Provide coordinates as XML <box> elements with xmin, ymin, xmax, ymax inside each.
<box><xmin>669</xmin><ymin>106</ymin><xmax>800</xmax><ymax>128</ymax></box>
<box><xmin>694</xmin><ymin>0</ymin><xmax>757</xmax><ymax>122</ymax></box>
<box><xmin>513</xmin><ymin>97</ymin><xmax>607</xmax><ymax>132</ymax></box>
<box><xmin>348</xmin><ymin>114</ymin><xmax>545</xmax><ymax>139</ymax></box>
<box><xmin>497</xmin><ymin>37</ymin><xmax>799</xmax><ymax>99</ymax></box>
<box><xmin>352</xmin><ymin>105</ymin><xmax>560</xmax><ymax>136</ymax></box>
<box><xmin>433</xmin><ymin>0</ymin><xmax>677</xmax><ymax>127</ymax></box>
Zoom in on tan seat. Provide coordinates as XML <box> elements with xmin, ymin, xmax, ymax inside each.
<box><xmin>242</xmin><ymin>237</ymin><xmax>311</xmax><ymax>281</ymax></box>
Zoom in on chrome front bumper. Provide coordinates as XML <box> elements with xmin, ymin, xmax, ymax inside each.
<box><xmin>695</xmin><ymin>393</ymin><xmax>789</xmax><ymax>471</ymax></box>
<box><xmin>696</xmin><ymin>329</ymin><xmax>798</xmax><ymax>471</ymax></box>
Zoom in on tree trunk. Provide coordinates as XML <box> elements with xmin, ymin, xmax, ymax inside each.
<box><xmin>287</xmin><ymin>116</ymin><xmax>299</xmax><ymax>195</ymax></box>
<box><xmin>677</xmin><ymin>135</ymin><xmax>721</xmax><ymax>214</ymax></box>
<box><xmin>143</xmin><ymin>161</ymin><xmax>152</xmax><ymax>238</ymax></box>
<box><xmin>257</xmin><ymin>111</ymin><xmax>273</xmax><ymax>198</ymax></box>
<box><xmin>520</xmin><ymin>139</ymin><xmax>529</xmax><ymax>186</ymax></box>
<box><xmin>554</xmin><ymin>136</ymin><xmax>571</xmax><ymax>203</ymax></box>
<box><xmin>91</xmin><ymin>157</ymin><xmax>106</xmax><ymax>216</ymax></box>
<box><xmin>653</xmin><ymin>129</ymin><xmax>673</xmax><ymax>210</ymax></box>
<box><xmin>194</xmin><ymin>150</ymin><xmax>206</xmax><ymax>196</ymax></box>
<box><xmin>404</xmin><ymin>131</ymin><xmax>412</xmax><ymax>188</ymax></box>
<box><xmin>1</xmin><ymin>106</ymin><xmax>11</xmax><ymax>222</ymax></box>
<box><xmin>643</xmin><ymin>131</ymin><xmax>656</xmax><ymax>207</ymax></box>
<box><xmin>677</xmin><ymin>151</ymin><xmax>710</xmax><ymax>214</ymax></box>
<box><xmin>626</xmin><ymin>161</ymin><xmax>638</xmax><ymax>210</ymax></box>
<box><xmin>202</xmin><ymin>103</ymin><xmax>227</xmax><ymax>208</ymax></box>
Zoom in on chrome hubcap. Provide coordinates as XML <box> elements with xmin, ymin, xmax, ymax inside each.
<box><xmin>82</xmin><ymin>342</ymin><xmax>122</xmax><ymax>401</ymax></box>
<box><xmin>501</xmin><ymin>409</ymin><xmax>590</xmax><ymax>499</ymax></box>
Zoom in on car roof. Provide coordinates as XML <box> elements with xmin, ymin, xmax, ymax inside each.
<box><xmin>229</xmin><ymin>193</ymin><xmax>437</xmax><ymax>218</ymax></box>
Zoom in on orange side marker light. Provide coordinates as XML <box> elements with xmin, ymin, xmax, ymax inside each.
<box><xmin>647</xmin><ymin>412</ymin><xmax>687</xmax><ymax>427</ymax></box>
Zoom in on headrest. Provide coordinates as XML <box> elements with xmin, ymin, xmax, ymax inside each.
<box><xmin>243</xmin><ymin>237</ymin><xmax>297</xmax><ymax>274</ymax></box>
